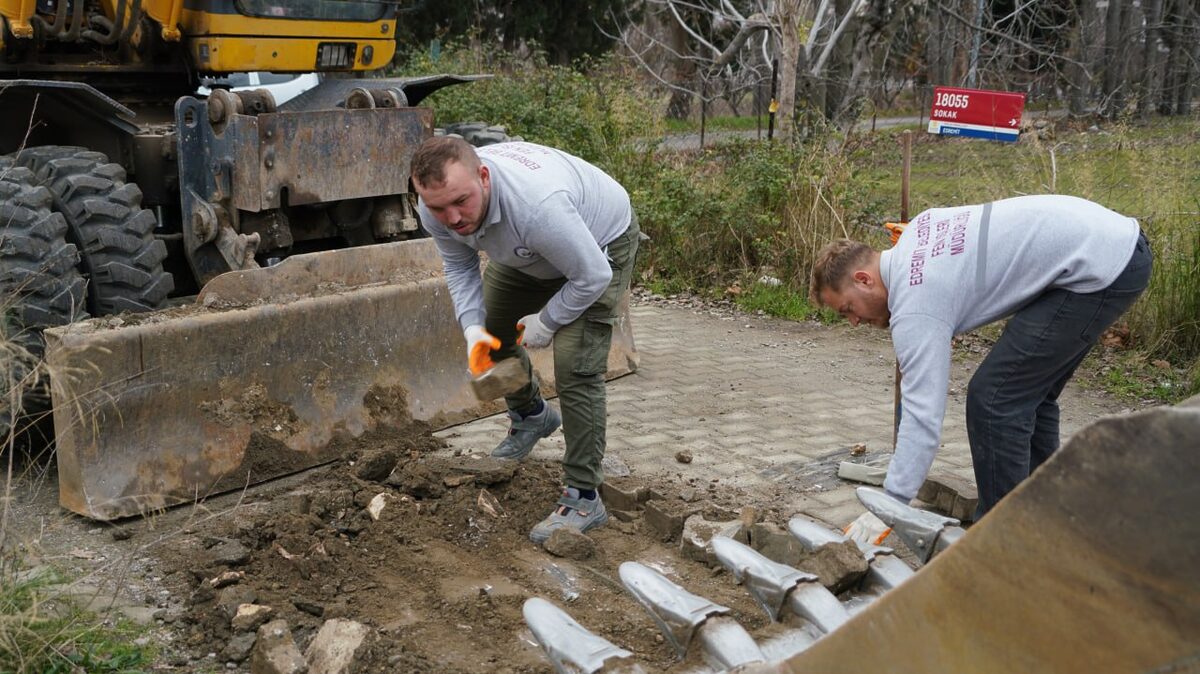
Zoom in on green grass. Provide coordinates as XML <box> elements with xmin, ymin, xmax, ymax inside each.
<box><xmin>664</xmin><ymin>115</ymin><xmax>772</xmax><ymax>133</ymax></box>
<box><xmin>1077</xmin><ymin>351</ymin><xmax>1193</xmax><ymax>404</ymax></box>
<box><xmin>733</xmin><ymin>283</ymin><xmax>831</xmax><ymax>322</ymax></box>
<box><xmin>0</xmin><ymin>567</ymin><xmax>153</xmax><ymax>673</ymax></box>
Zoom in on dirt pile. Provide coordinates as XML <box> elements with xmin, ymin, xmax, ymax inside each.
<box><xmin>154</xmin><ymin>420</ymin><xmax>854</xmax><ymax>673</ymax></box>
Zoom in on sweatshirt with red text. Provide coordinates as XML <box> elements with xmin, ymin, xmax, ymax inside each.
<box><xmin>880</xmin><ymin>195</ymin><xmax>1139</xmax><ymax>501</ymax></box>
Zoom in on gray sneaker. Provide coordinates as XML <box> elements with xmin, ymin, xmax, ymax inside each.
<box><xmin>491</xmin><ymin>403</ymin><xmax>561</xmax><ymax>461</ymax></box>
<box><xmin>530</xmin><ymin>487</ymin><xmax>609</xmax><ymax>544</ymax></box>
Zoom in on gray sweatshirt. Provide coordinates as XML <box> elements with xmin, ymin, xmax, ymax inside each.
<box><xmin>880</xmin><ymin>195</ymin><xmax>1139</xmax><ymax>501</ymax></box>
<box><xmin>417</xmin><ymin>142</ymin><xmax>632</xmax><ymax>331</ymax></box>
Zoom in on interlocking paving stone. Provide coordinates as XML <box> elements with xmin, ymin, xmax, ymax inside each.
<box><xmin>435</xmin><ymin>301</ymin><xmax>1127</xmax><ymax>528</ymax></box>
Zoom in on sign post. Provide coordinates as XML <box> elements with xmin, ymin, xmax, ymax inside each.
<box><xmin>927</xmin><ymin>86</ymin><xmax>1026</xmax><ymax>142</ymax></box>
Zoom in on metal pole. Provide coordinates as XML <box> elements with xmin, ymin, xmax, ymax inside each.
<box><xmin>768</xmin><ymin>59</ymin><xmax>778</xmax><ymax>141</ymax></box>
<box><xmin>700</xmin><ymin>78</ymin><xmax>707</xmax><ymax>148</ymax></box>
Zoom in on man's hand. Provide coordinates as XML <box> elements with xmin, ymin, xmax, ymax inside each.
<box><xmin>517</xmin><ymin>313</ymin><xmax>554</xmax><ymax>349</ymax></box>
<box><xmin>844</xmin><ymin>511</ymin><xmax>893</xmax><ymax>546</ymax></box>
<box><xmin>465</xmin><ymin>325</ymin><xmax>501</xmax><ymax>375</ymax></box>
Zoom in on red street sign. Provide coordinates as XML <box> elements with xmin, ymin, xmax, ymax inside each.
<box><xmin>927</xmin><ymin>86</ymin><xmax>1026</xmax><ymax>142</ymax></box>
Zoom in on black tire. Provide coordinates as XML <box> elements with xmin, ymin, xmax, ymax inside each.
<box><xmin>441</xmin><ymin>122</ymin><xmax>520</xmax><ymax>147</ymax></box>
<box><xmin>16</xmin><ymin>146</ymin><xmax>173</xmax><ymax>315</ymax></box>
<box><xmin>1</xmin><ymin>157</ymin><xmax>87</xmax><ymax>440</ymax></box>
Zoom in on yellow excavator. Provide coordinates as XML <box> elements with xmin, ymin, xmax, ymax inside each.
<box><xmin>0</xmin><ymin>0</ymin><xmax>638</xmax><ymax>519</ymax></box>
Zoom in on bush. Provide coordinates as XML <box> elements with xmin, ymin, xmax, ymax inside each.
<box><xmin>624</xmin><ymin>139</ymin><xmax>871</xmax><ymax>299</ymax></box>
<box><xmin>393</xmin><ymin>44</ymin><xmax>660</xmax><ymax>169</ymax></box>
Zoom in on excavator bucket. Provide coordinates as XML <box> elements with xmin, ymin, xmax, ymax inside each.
<box><xmin>775</xmin><ymin>397</ymin><xmax>1200</xmax><ymax>673</ymax></box>
<box><xmin>45</xmin><ymin>239</ymin><xmax>639</xmax><ymax>520</ymax></box>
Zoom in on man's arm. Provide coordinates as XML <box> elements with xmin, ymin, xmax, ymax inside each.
<box><xmin>884</xmin><ymin>315</ymin><xmax>955</xmax><ymax>502</ymax></box>
<box><xmin>420</xmin><ymin>214</ymin><xmax>486</xmax><ymax>331</ymax></box>
<box><xmin>522</xmin><ymin>192</ymin><xmax>615</xmax><ymax>330</ymax></box>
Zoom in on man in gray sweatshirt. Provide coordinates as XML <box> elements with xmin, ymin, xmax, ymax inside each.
<box><xmin>410</xmin><ymin>137</ymin><xmax>638</xmax><ymax>545</ymax></box>
<box><xmin>812</xmin><ymin>195</ymin><xmax>1151</xmax><ymax>537</ymax></box>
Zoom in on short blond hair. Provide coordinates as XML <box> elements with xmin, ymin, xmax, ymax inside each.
<box><xmin>411</xmin><ymin>136</ymin><xmax>480</xmax><ymax>188</ymax></box>
<box><xmin>810</xmin><ymin>239</ymin><xmax>874</xmax><ymax>306</ymax></box>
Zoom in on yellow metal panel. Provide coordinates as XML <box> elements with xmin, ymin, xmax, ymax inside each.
<box><xmin>180</xmin><ymin>8</ymin><xmax>393</xmax><ymax>40</ymax></box>
<box><xmin>193</xmin><ymin>36</ymin><xmax>395</xmax><ymax>73</ymax></box>
<box><xmin>2</xmin><ymin>0</ymin><xmax>36</xmax><ymax>37</ymax></box>
<box><xmin>141</xmin><ymin>0</ymin><xmax>184</xmax><ymax>41</ymax></box>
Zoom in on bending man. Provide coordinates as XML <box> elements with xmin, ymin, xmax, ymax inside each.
<box><xmin>812</xmin><ymin>195</ymin><xmax>1152</xmax><ymax>533</ymax></box>
<box><xmin>410</xmin><ymin>137</ymin><xmax>638</xmax><ymax>545</ymax></box>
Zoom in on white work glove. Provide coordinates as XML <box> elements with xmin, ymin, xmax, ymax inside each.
<box><xmin>844</xmin><ymin>511</ymin><xmax>893</xmax><ymax>546</ymax></box>
<box><xmin>517</xmin><ymin>313</ymin><xmax>555</xmax><ymax>349</ymax></box>
<box><xmin>464</xmin><ymin>325</ymin><xmax>501</xmax><ymax>375</ymax></box>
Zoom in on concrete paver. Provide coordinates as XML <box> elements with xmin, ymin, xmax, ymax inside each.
<box><xmin>435</xmin><ymin>300</ymin><xmax>1129</xmax><ymax>528</ymax></box>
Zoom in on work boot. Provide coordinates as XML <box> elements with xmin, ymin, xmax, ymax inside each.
<box><xmin>530</xmin><ymin>487</ymin><xmax>609</xmax><ymax>544</ymax></box>
<box><xmin>491</xmin><ymin>403</ymin><xmax>561</xmax><ymax>461</ymax></box>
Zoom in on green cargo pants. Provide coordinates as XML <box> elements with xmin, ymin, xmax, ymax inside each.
<box><xmin>482</xmin><ymin>213</ymin><xmax>639</xmax><ymax>490</ymax></box>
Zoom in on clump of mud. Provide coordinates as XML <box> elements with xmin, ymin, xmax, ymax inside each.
<box><xmin>155</xmin><ymin>422</ymin><xmax>782</xmax><ymax>673</ymax></box>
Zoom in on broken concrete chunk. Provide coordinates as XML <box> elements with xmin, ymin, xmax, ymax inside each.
<box><xmin>680</xmin><ymin>515</ymin><xmax>745</xmax><ymax>565</ymax></box>
<box><xmin>385</xmin><ymin>463</ymin><xmax>445</xmax><ymax>499</ymax></box>
<box><xmin>796</xmin><ymin>539</ymin><xmax>869</xmax><ymax>594</ymax></box>
<box><xmin>233</xmin><ymin>603</ymin><xmax>276</xmax><ymax>632</ymax></box>
<box><xmin>918</xmin><ymin>473</ymin><xmax>979</xmax><ymax>522</ymax></box>
<box><xmin>610</xmin><ymin>509</ymin><xmax>638</xmax><ymax>523</ymax></box>
<box><xmin>217</xmin><ymin>585</ymin><xmax>259</xmax><ymax>619</ymax></box>
<box><xmin>223</xmin><ymin>631</ymin><xmax>258</xmax><ymax>662</ymax></box>
<box><xmin>544</xmin><ymin>528</ymin><xmax>596</xmax><ymax>560</ymax></box>
<box><xmin>292</xmin><ymin>597</ymin><xmax>325</xmax><ymax>617</ymax></box>
<box><xmin>209</xmin><ymin>570</ymin><xmax>245</xmax><ymax>588</ymax></box>
<box><xmin>366</xmin><ymin>493</ymin><xmax>391</xmax><ymax>521</ymax></box>
<box><xmin>354</xmin><ymin>449</ymin><xmax>399</xmax><ymax>482</ymax></box>
<box><xmin>644</xmin><ymin>499</ymin><xmax>706</xmax><ymax>543</ymax></box>
<box><xmin>251</xmin><ymin>619</ymin><xmax>307</xmax><ymax>674</ymax></box>
<box><xmin>442</xmin><ymin>474</ymin><xmax>476</xmax><ymax>488</ymax></box>
<box><xmin>210</xmin><ymin>539</ymin><xmax>252</xmax><ymax>566</ymax></box>
<box><xmin>305</xmin><ymin>618</ymin><xmax>374</xmax><ymax>674</ymax></box>
<box><xmin>600</xmin><ymin>479</ymin><xmax>648</xmax><ymax>512</ymax></box>
<box><xmin>749</xmin><ymin>522</ymin><xmax>807</xmax><ymax>567</ymax></box>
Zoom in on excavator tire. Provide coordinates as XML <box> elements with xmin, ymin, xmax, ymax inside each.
<box><xmin>16</xmin><ymin>146</ymin><xmax>173</xmax><ymax>316</ymax></box>
<box><xmin>442</xmin><ymin>121</ymin><xmax>520</xmax><ymax>147</ymax></box>
<box><xmin>0</xmin><ymin>157</ymin><xmax>87</xmax><ymax>439</ymax></box>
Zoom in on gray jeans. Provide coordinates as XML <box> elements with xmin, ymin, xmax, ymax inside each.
<box><xmin>966</xmin><ymin>231</ymin><xmax>1153</xmax><ymax>517</ymax></box>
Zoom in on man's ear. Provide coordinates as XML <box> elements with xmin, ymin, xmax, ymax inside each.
<box><xmin>852</xmin><ymin>269</ymin><xmax>873</xmax><ymax>287</ymax></box>
<box><xmin>478</xmin><ymin>164</ymin><xmax>490</xmax><ymax>187</ymax></box>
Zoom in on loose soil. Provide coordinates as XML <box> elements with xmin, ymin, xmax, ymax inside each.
<box><xmin>9</xmin><ymin>421</ymin><xmax>800</xmax><ymax>674</ymax></box>
<box><xmin>151</xmin><ymin>420</ymin><xmax>791</xmax><ymax>673</ymax></box>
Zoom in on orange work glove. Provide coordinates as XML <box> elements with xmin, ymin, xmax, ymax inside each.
<box><xmin>885</xmin><ymin>221</ymin><xmax>907</xmax><ymax>246</ymax></box>
<box><xmin>465</xmin><ymin>325</ymin><xmax>501</xmax><ymax>376</ymax></box>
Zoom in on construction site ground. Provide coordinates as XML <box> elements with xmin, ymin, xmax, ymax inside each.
<box><xmin>7</xmin><ymin>290</ymin><xmax>1135</xmax><ymax>672</ymax></box>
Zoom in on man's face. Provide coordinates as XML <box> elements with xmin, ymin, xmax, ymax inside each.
<box><xmin>819</xmin><ymin>273</ymin><xmax>891</xmax><ymax>329</ymax></box>
<box><xmin>414</xmin><ymin>160</ymin><xmax>490</xmax><ymax>236</ymax></box>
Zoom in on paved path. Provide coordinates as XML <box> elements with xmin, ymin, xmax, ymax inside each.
<box><xmin>436</xmin><ymin>300</ymin><xmax>1127</xmax><ymax>528</ymax></box>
